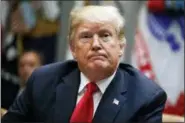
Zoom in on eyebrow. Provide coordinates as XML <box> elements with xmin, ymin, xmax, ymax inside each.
<box><xmin>98</xmin><ymin>28</ymin><xmax>114</xmax><ymax>35</ymax></box>
<box><xmin>77</xmin><ymin>25</ymin><xmax>115</xmax><ymax>35</ymax></box>
<box><xmin>78</xmin><ymin>29</ymin><xmax>92</xmax><ymax>35</ymax></box>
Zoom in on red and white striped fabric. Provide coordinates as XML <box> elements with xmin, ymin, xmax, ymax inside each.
<box><xmin>132</xmin><ymin>4</ymin><xmax>184</xmax><ymax>116</ymax></box>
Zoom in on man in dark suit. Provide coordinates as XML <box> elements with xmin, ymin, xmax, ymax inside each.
<box><xmin>2</xmin><ymin>5</ymin><xmax>167</xmax><ymax>123</ymax></box>
<box><xmin>1</xmin><ymin>50</ymin><xmax>43</xmax><ymax>117</ymax></box>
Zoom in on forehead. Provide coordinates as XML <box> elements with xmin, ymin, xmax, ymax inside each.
<box><xmin>76</xmin><ymin>21</ymin><xmax>116</xmax><ymax>34</ymax></box>
<box><xmin>19</xmin><ymin>52</ymin><xmax>39</xmax><ymax>63</ymax></box>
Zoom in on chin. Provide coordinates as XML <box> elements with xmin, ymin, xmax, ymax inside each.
<box><xmin>88</xmin><ymin>61</ymin><xmax>109</xmax><ymax>70</ymax></box>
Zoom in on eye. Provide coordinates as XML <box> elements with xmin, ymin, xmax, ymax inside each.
<box><xmin>79</xmin><ymin>32</ymin><xmax>93</xmax><ymax>42</ymax></box>
<box><xmin>83</xmin><ymin>35</ymin><xmax>90</xmax><ymax>38</ymax></box>
<box><xmin>103</xmin><ymin>33</ymin><xmax>110</xmax><ymax>37</ymax></box>
<box><xmin>100</xmin><ymin>32</ymin><xmax>111</xmax><ymax>42</ymax></box>
<box><xmin>80</xmin><ymin>33</ymin><xmax>92</xmax><ymax>39</ymax></box>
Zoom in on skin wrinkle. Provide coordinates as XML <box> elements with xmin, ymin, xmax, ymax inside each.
<box><xmin>69</xmin><ymin>6</ymin><xmax>126</xmax><ymax>45</ymax></box>
<box><xmin>68</xmin><ymin>6</ymin><xmax>126</xmax><ymax>82</ymax></box>
<box><xmin>71</xmin><ymin>21</ymin><xmax>124</xmax><ymax>82</ymax></box>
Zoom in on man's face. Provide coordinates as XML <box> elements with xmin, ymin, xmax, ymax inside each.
<box><xmin>71</xmin><ymin>21</ymin><xmax>124</xmax><ymax>78</ymax></box>
<box><xmin>18</xmin><ymin>52</ymin><xmax>41</xmax><ymax>83</ymax></box>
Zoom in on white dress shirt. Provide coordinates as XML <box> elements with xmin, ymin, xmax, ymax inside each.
<box><xmin>16</xmin><ymin>87</ymin><xmax>25</xmax><ymax>98</ymax></box>
<box><xmin>76</xmin><ymin>71</ymin><xmax>116</xmax><ymax>116</ymax></box>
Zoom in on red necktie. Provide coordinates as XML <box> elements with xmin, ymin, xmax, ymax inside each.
<box><xmin>70</xmin><ymin>82</ymin><xmax>98</xmax><ymax>123</ymax></box>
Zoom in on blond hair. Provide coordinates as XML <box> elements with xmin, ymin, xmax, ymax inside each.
<box><xmin>68</xmin><ymin>5</ymin><xmax>126</xmax><ymax>44</ymax></box>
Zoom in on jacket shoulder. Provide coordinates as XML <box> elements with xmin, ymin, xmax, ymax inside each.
<box><xmin>25</xmin><ymin>60</ymin><xmax>78</xmax><ymax>110</ymax></box>
<box><xmin>33</xmin><ymin>60</ymin><xmax>78</xmax><ymax>78</ymax></box>
<box><xmin>119</xmin><ymin>63</ymin><xmax>166</xmax><ymax>98</ymax></box>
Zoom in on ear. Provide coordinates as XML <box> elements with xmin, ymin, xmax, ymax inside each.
<box><xmin>69</xmin><ymin>40</ymin><xmax>77</xmax><ymax>59</ymax></box>
<box><xmin>119</xmin><ymin>41</ymin><xmax>125</xmax><ymax>49</ymax></box>
<box><xmin>118</xmin><ymin>41</ymin><xmax>125</xmax><ymax>57</ymax></box>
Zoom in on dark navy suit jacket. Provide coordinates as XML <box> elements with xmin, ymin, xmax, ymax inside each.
<box><xmin>2</xmin><ymin>60</ymin><xmax>167</xmax><ymax>123</ymax></box>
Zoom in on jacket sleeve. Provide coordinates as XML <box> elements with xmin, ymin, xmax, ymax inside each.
<box><xmin>1</xmin><ymin>70</ymin><xmax>35</xmax><ymax>122</ymax></box>
<box><xmin>137</xmin><ymin>89</ymin><xmax>167</xmax><ymax>123</ymax></box>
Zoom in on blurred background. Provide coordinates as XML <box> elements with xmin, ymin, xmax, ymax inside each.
<box><xmin>1</xmin><ymin>0</ymin><xmax>184</xmax><ymax>121</ymax></box>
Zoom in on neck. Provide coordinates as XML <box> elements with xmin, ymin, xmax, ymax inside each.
<box><xmin>81</xmin><ymin>62</ymin><xmax>119</xmax><ymax>82</ymax></box>
<box><xmin>85</xmin><ymin>68</ymin><xmax>116</xmax><ymax>82</ymax></box>
<box><xmin>19</xmin><ymin>81</ymin><xmax>26</xmax><ymax>89</ymax></box>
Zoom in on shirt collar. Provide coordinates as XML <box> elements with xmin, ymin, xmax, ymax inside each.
<box><xmin>79</xmin><ymin>70</ymin><xmax>116</xmax><ymax>94</ymax></box>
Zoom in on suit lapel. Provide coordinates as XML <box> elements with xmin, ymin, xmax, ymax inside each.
<box><xmin>53</xmin><ymin>69</ymin><xmax>80</xmax><ymax>123</ymax></box>
<box><xmin>93</xmin><ymin>69</ymin><xmax>128</xmax><ymax>123</ymax></box>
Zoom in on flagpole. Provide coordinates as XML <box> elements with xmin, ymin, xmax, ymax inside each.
<box><xmin>55</xmin><ymin>1</ymin><xmax>75</xmax><ymax>62</ymax></box>
<box><xmin>115</xmin><ymin>1</ymin><xmax>144</xmax><ymax>64</ymax></box>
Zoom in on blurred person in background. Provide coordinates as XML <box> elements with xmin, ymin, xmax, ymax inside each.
<box><xmin>1</xmin><ymin>50</ymin><xmax>43</xmax><ymax>117</ymax></box>
<box><xmin>17</xmin><ymin>50</ymin><xmax>43</xmax><ymax>96</ymax></box>
<box><xmin>9</xmin><ymin>0</ymin><xmax>60</xmax><ymax>64</ymax></box>
<box><xmin>2</xmin><ymin>5</ymin><xmax>167</xmax><ymax>123</ymax></box>
<box><xmin>1</xmin><ymin>0</ymin><xmax>59</xmax><ymax>112</ymax></box>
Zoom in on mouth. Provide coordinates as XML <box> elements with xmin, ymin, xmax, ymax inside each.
<box><xmin>88</xmin><ymin>54</ymin><xmax>107</xmax><ymax>61</ymax></box>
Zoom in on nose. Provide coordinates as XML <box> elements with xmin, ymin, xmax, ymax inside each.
<box><xmin>91</xmin><ymin>34</ymin><xmax>102</xmax><ymax>51</ymax></box>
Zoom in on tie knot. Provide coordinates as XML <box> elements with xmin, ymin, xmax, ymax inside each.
<box><xmin>86</xmin><ymin>82</ymin><xmax>98</xmax><ymax>94</ymax></box>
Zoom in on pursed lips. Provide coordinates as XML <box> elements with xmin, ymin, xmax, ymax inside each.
<box><xmin>88</xmin><ymin>54</ymin><xmax>107</xmax><ymax>60</ymax></box>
